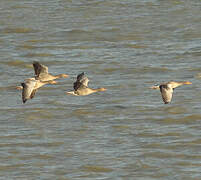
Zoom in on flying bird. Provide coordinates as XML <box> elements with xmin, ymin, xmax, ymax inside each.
<box><xmin>66</xmin><ymin>72</ymin><xmax>106</xmax><ymax>96</ymax></box>
<box><xmin>21</xmin><ymin>78</ymin><xmax>56</xmax><ymax>103</ymax></box>
<box><xmin>17</xmin><ymin>61</ymin><xmax>67</xmax><ymax>103</ymax></box>
<box><xmin>150</xmin><ymin>81</ymin><xmax>192</xmax><ymax>104</ymax></box>
<box><xmin>33</xmin><ymin>61</ymin><xmax>68</xmax><ymax>81</ymax></box>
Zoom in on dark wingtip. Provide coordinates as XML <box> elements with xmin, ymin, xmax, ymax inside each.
<box><xmin>80</xmin><ymin>72</ymin><xmax>85</xmax><ymax>76</ymax></box>
<box><xmin>21</xmin><ymin>83</ymin><xmax>25</xmax><ymax>87</ymax></box>
<box><xmin>22</xmin><ymin>99</ymin><xmax>27</xmax><ymax>104</ymax></box>
<box><xmin>164</xmin><ymin>102</ymin><xmax>169</xmax><ymax>104</ymax></box>
<box><xmin>76</xmin><ymin>72</ymin><xmax>85</xmax><ymax>80</ymax></box>
<box><xmin>33</xmin><ymin>61</ymin><xmax>40</xmax><ymax>66</ymax></box>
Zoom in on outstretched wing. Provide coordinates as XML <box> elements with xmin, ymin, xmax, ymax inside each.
<box><xmin>159</xmin><ymin>85</ymin><xmax>173</xmax><ymax>104</ymax></box>
<box><xmin>73</xmin><ymin>81</ymin><xmax>82</xmax><ymax>91</ymax></box>
<box><xmin>76</xmin><ymin>72</ymin><xmax>85</xmax><ymax>81</ymax></box>
<box><xmin>30</xmin><ymin>89</ymin><xmax>37</xmax><ymax>99</ymax></box>
<box><xmin>33</xmin><ymin>61</ymin><xmax>48</xmax><ymax>78</ymax></box>
<box><xmin>74</xmin><ymin>72</ymin><xmax>89</xmax><ymax>90</ymax></box>
<box><xmin>21</xmin><ymin>80</ymin><xmax>36</xmax><ymax>103</ymax></box>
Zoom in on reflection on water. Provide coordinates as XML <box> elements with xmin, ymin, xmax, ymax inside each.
<box><xmin>0</xmin><ymin>0</ymin><xmax>201</xmax><ymax>179</ymax></box>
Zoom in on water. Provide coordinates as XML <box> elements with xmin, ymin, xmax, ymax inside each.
<box><xmin>0</xmin><ymin>0</ymin><xmax>201</xmax><ymax>179</ymax></box>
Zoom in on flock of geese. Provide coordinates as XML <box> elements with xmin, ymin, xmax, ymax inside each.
<box><xmin>17</xmin><ymin>62</ymin><xmax>107</xmax><ymax>103</ymax></box>
<box><xmin>17</xmin><ymin>61</ymin><xmax>192</xmax><ymax>104</ymax></box>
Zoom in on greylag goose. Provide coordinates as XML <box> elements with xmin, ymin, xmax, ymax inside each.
<box><xmin>33</xmin><ymin>61</ymin><xmax>68</xmax><ymax>81</ymax></box>
<box><xmin>151</xmin><ymin>81</ymin><xmax>192</xmax><ymax>104</ymax></box>
<box><xmin>66</xmin><ymin>72</ymin><xmax>106</xmax><ymax>96</ymax></box>
<box><xmin>21</xmin><ymin>78</ymin><xmax>56</xmax><ymax>103</ymax></box>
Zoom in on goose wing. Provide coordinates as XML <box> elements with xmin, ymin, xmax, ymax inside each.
<box><xmin>33</xmin><ymin>61</ymin><xmax>49</xmax><ymax>78</ymax></box>
<box><xmin>78</xmin><ymin>72</ymin><xmax>89</xmax><ymax>86</ymax></box>
<box><xmin>21</xmin><ymin>80</ymin><xmax>36</xmax><ymax>103</ymax></box>
<box><xmin>74</xmin><ymin>72</ymin><xmax>89</xmax><ymax>90</ymax></box>
<box><xmin>30</xmin><ymin>89</ymin><xmax>37</xmax><ymax>99</ymax></box>
<box><xmin>159</xmin><ymin>84</ymin><xmax>174</xmax><ymax>104</ymax></box>
<box><xmin>73</xmin><ymin>81</ymin><xmax>82</xmax><ymax>91</ymax></box>
<box><xmin>76</xmin><ymin>72</ymin><xmax>85</xmax><ymax>81</ymax></box>
<box><xmin>81</xmin><ymin>76</ymin><xmax>89</xmax><ymax>87</ymax></box>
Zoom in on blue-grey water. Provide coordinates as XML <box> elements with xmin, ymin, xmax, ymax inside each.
<box><xmin>0</xmin><ymin>0</ymin><xmax>201</xmax><ymax>179</ymax></box>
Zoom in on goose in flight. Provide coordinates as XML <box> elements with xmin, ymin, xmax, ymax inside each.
<box><xmin>16</xmin><ymin>61</ymin><xmax>67</xmax><ymax>90</ymax></box>
<box><xmin>33</xmin><ymin>61</ymin><xmax>68</xmax><ymax>81</ymax></box>
<box><xmin>21</xmin><ymin>78</ymin><xmax>56</xmax><ymax>103</ymax></box>
<box><xmin>150</xmin><ymin>81</ymin><xmax>192</xmax><ymax>104</ymax></box>
<box><xmin>66</xmin><ymin>72</ymin><xmax>107</xmax><ymax>96</ymax></box>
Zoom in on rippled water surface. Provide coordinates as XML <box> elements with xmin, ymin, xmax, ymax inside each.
<box><xmin>1</xmin><ymin>0</ymin><xmax>201</xmax><ymax>179</ymax></box>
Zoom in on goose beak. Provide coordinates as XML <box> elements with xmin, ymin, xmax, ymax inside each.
<box><xmin>184</xmin><ymin>81</ymin><xmax>192</xmax><ymax>85</ymax></box>
<box><xmin>16</xmin><ymin>86</ymin><xmax>23</xmax><ymax>90</ymax></box>
<box><xmin>101</xmin><ymin>88</ymin><xmax>107</xmax><ymax>91</ymax></box>
<box><xmin>150</xmin><ymin>85</ymin><xmax>160</xmax><ymax>89</ymax></box>
<box><xmin>50</xmin><ymin>81</ymin><xmax>57</xmax><ymax>84</ymax></box>
<box><xmin>62</xmin><ymin>74</ymin><xmax>69</xmax><ymax>78</ymax></box>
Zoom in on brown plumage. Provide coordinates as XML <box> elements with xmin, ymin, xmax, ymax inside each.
<box><xmin>17</xmin><ymin>61</ymin><xmax>67</xmax><ymax>103</ymax></box>
<box><xmin>150</xmin><ymin>81</ymin><xmax>192</xmax><ymax>104</ymax></box>
<box><xmin>21</xmin><ymin>78</ymin><xmax>56</xmax><ymax>103</ymax></box>
<box><xmin>66</xmin><ymin>72</ymin><xmax>106</xmax><ymax>96</ymax></box>
<box><xmin>73</xmin><ymin>72</ymin><xmax>89</xmax><ymax>91</ymax></box>
<box><xmin>33</xmin><ymin>61</ymin><xmax>68</xmax><ymax>81</ymax></box>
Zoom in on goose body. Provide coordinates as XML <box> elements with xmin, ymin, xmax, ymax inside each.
<box><xmin>66</xmin><ymin>72</ymin><xmax>106</xmax><ymax>96</ymax></box>
<box><xmin>21</xmin><ymin>78</ymin><xmax>56</xmax><ymax>103</ymax></box>
<box><xmin>151</xmin><ymin>81</ymin><xmax>192</xmax><ymax>104</ymax></box>
<box><xmin>33</xmin><ymin>61</ymin><xmax>68</xmax><ymax>81</ymax></box>
<box><xmin>18</xmin><ymin>61</ymin><xmax>67</xmax><ymax>103</ymax></box>
<box><xmin>21</xmin><ymin>79</ymin><xmax>37</xmax><ymax>103</ymax></box>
